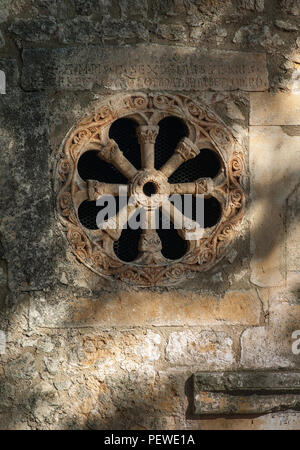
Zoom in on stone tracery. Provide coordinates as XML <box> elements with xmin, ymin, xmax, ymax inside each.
<box><xmin>56</xmin><ymin>92</ymin><xmax>245</xmax><ymax>286</ymax></box>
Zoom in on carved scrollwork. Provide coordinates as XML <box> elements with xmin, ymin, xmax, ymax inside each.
<box><xmin>56</xmin><ymin>92</ymin><xmax>246</xmax><ymax>286</ymax></box>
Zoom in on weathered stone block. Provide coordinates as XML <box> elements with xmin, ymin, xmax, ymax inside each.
<box><xmin>237</xmin><ymin>0</ymin><xmax>264</xmax><ymax>11</ymax></box>
<box><xmin>9</xmin><ymin>17</ymin><xmax>57</xmax><ymax>41</ymax></box>
<box><xmin>193</xmin><ymin>371</ymin><xmax>300</xmax><ymax>415</ymax></box>
<box><xmin>240</xmin><ymin>326</ymin><xmax>297</xmax><ymax>369</ymax></box>
<box><xmin>21</xmin><ymin>45</ymin><xmax>268</xmax><ymax>91</ymax></box>
<box><xmin>29</xmin><ymin>290</ymin><xmax>262</xmax><ymax>328</ymax></box>
<box><xmin>0</xmin><ymin>92</ymin><xmax>53</xmax><ymax>292</ymax></box>
<box><xmin>186</xmin><ymin>412</ymin><xmax>300</xmax><ymax>430</ymax></box>
<box><xmin>249</xmin><ymin>126</ymin><xmax>300</xmax><ymax>287</ymax></box>
<box><xmin>0</xmin><ymin>59</ymin><xmax>19</xmax><ymax>92</ymax></box>
<box><xmin>250</xmin><ymin>92</ymin><xmax>300</xmax><ymax>125</ymax></box>
<box><xmin>0</xmin><ymin>31</ymin><xmax>5</xmax><ymax>48</ymax></box>
<box><xmin>155</xmin><ymin>24</ymin><xmax>188</xmax><ymax>41</ymax></box>
<box><xmin>287</xmin><ymin>184</ymin><xmax>300</xmax><ymax>271</ymax></box>
<box><xmin>166</xmin><ymin>330</ymin><xmax>235</xmax><ymax>368</ymax></box>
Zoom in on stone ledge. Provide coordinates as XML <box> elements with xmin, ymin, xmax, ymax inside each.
<box><xmin>193</xmin><ymin>371</ymin><xmax>300</xmax><ymax>415</ymax></box>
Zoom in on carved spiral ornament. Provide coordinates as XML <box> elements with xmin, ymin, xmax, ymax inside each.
<box><xmin>55</xmin><ymin>93</ymin><xmax>245</xmax><ymax>286</ymax></box>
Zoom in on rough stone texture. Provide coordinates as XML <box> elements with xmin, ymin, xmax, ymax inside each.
<box><xmin>21</xmin><ymin>45</ymin><xmax>268</xmax><ymax>91</ymax></box>
<box><xmin>0</xmin><ymin>92</ymin><xmax>54</xmax><ymax>293</ymax></box>
<box><xmin>186</xmin><ymin>412</ymin><xmax>300</xmax><ymax>430</ymax></box>
<box><xmin>233</xmin><ymin>18</ymin><xmax>285</xmax><ymax>50</ymax></box>
<box><xmin>0</xmin><ymin>31</ymin><xmax>5</xmax><ymax>48</ymax></box>
<box><xmin>165</xmin><ymin>331</ymin><xmax>235</xmax><ymax>368</ymax></box>
<box><xmin>241</xmin><ymin>326</ymin><xmax>294</xmax><ymax>368</ymax></box>
<box><xmin>0</xmin><ymin>0</ymin><xmax>300</xmax><ymax>431</ymax></box>
<box><xmin>9</xmin><ymin>17</ymin><xmax>58</xmax><ymax>41</ymax></box>
<box><xmin>29</xmin><ymin>290</ymin><xmax>262</xmax><ymax>328</ymax></box>
<box><xmin>0</xmin><ymin>59</ymin><xmax>19</xmax><ymax>91</ymax></box>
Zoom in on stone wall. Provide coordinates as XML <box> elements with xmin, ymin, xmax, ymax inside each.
<box><xmin>0</xmin><ymin>0</ymin><xmax>300</xmax><ymax>430</ymax></box>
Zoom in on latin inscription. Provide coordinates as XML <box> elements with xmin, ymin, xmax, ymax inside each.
<box><xmin>22</xmin><ymin>45</ymin><xmax>268</xmax><ymax>91</ymax></box>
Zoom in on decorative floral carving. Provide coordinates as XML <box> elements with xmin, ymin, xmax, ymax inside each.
<box><xmin>56</xmin><ymin>93</ymin><xmax>246</xmax><ymax>286</ymax></box>
<box><xmin>137</xmin><ymin>126</ymin><xmax>159</xmax><ymax>145</ymax></box>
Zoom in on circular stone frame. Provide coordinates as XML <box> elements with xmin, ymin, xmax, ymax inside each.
<box><xmin>55</xmin><ymin>92</ymin><xmax>246</xmax><ymax>286</ymax></box>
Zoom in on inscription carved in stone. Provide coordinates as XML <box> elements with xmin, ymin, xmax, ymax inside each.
<box><xmin>22</xmin><ymin>45</ymin><xmax>268</xmax><ymax>91</ymax></box>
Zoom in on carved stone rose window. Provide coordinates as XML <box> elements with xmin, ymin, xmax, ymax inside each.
<box><xmin>56</xmin><ymin>93</ymin><xmax>245</xmax><ymax>286</ymax></box>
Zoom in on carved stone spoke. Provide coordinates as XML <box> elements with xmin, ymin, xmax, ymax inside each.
<box><xmin>169</xmin><ymin>178</ymin><xmax>216</xmax><ymax>196</ymax></box>
<box><xmin>137</xmin><ymin>125</ymin><xmax>159</xmax><ymax>169</ymax></box>
<box><xmin>160</xmin><ymin>138</ymin><xmax>199</xmax><ymax>177</ymax></box>
<box><xmin>97</xmin><ymin>139</ymin><xmax>138</xmax><ymax>180</ymax></box>
<box><xmin>87</xmin><ymin>180</ymin><xmax>128</xmax><ymax>200</ymax></box>
<box><xmin>134</xmin><ymin>209</ymin><xmax>164</xmax><ymax>264</ymax></box>
<box><xmin>160</xmin><ymin>138</ymin><xmax>212</xmax><ymax>178</ymax></box>
<box><xmin>136</xmin><ymin>228</ymin><xmax>165</xmax><ymax>264</ymax></box>
<box><xmin>103</xmin><ymin>203</ymin><xmax>137</xmax><ymax>241</ymax></box>
<box><xmin>160</xmin><ymin>199</ymin><xmax>204</xmax><ymax>241</ymax></box>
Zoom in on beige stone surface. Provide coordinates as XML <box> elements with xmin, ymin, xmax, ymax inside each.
<box><xmin>165</xmin><ymin>330</ymin><xmax>235</xmax><ymax>368</ymax></box>
<box><xmin>240</xmin><ymin>326</ymin><xmax>296</xmax><ymax>369</ymax></box>
<box><xmin>250</xmin><ymin>92</ymin><xmax>300</xmax><ymax>125</ymax></box>
<box><xmin>249</xmin><ymin>126</ymin><xmax>300</xmax><ymax>287</ymax></box>
<box><xmin>29</xmin><ymin>290</ymin><xmax>262</xmax><ymax>328</ymax></box>
<box><xmin>2</xmin><ymin>0</ymin><xmax>300</xmax><ymax>430</ymax></box>
<box><xmin>287</xmin><ymin>184</ymin><xmax>300</xmax><ymax>271</ymax></box>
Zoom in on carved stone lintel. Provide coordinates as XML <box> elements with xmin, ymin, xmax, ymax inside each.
<box><xmin>193</xmin><ymin>371</ymin><xmax>300</xmax><ymax>416</ymax></box>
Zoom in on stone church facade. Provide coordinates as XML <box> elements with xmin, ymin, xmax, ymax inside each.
<box><xmin>0</xmin><ymin>0</ymin><xmax>300</xmax><ymax>429</ymax></box>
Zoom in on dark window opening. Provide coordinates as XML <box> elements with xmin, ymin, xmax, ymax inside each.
<box><xmin>78</xmin><ymin>197</ymin><xmax>121</xmax><ymax>230</ymax></box>
<box><xmin>77</xmin><ymin>150</ymin><xmax>127</xmax><ymax>184</ymax></box>
<box><xmin>169</xmin><ymin>149</ymin><xmax>221</xmax><ymax>183</ymax></box>
<box><xmin>109</xmin><ymin>117</ymin><xmax>141</xmax><ymax>169</ymax></box>
<box><xmin>157</xmin><ymin>210</ymin><xmax>187</xmax><ymax>260</ymax></box>
<box><xmin>203</xmin><ymin>197</ymin><xmax>222</xmax><ymax>228</ymax></box>
<box><xmin>113</xmin><ymin>211</ymin><xmax>142</xmax><ymax>262</ymax></box>
<box><xmin>171</xmin><ymin>195</ymin><xmax>222</xmax><ymax>229</ymax></box>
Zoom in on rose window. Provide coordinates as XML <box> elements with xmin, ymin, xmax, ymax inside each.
<box><xmin>56</xmin><ymin>93</ymin><xmax>245</xmax><ymax>286</ymax></box>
